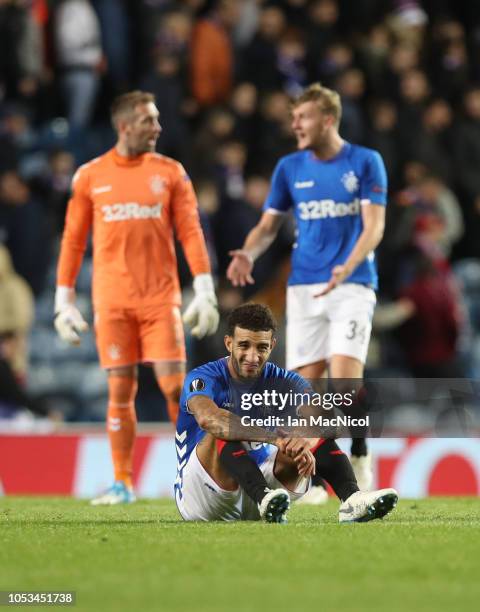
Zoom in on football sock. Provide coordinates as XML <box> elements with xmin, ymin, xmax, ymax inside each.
<box><xmin>107</xmin><ymin>375</ymin><xmax>138</xmax><ymax>489</ymax></box>
<box><xmin>156</xmin><ymin>372</ymin><xmax>184</xmax><ymax>424</ymax></box>
<box><xmin>217</xmin><ymin>440</ymin><xmax>269</xmax><ymax>505</ymax></box>
<box><xmin>351</xmin><ymin>438</ymin><xmax>368</xmax><ymax>457</ymax></box>
<box><xmin>311</xmin><ymin>473</ymin><xmax>328</xmax><ymax>488</ymax></box>
<box><xmin>344</xmin><ymin>387</ymin><xmax>369</xmax><ymax>457</ymax></box>
<box><xmin>312</xmin><ymin>439</ymin><xmax>359</xmax><ymax>501</ymax></box>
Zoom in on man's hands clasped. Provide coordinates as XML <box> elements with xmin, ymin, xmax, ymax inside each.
<box><xmin>276</xmin><ymin>437</ymin><xmax>317</xmax><ymax>478</ymax></box>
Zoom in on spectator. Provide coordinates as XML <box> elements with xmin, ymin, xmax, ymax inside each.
<box><xmin>381</xmin><ymin>244</ymin><xmax>465</xmax><ymax>378</ymax></box>
<box><xmin>367</xmin><ymin>98</ymin><xmax>402</xmax><ymax>189</ymax></box>
<box><xmin>281</xmin><ymin>0</ymin><xmax>310</xmax><ymax>30</ymax></box>
<box><xmin>0</xmin><ymin>0</ymin><xmax>43</xmax><ymax>104</ymax></box>
<box><xmin>383</xmin><ymin>42</ymin><xmax>420</xmax><ymax>99</ymax></box>
<box><xmin>386</xmin><ymin>0</ymin><xmax>428</xmax><ymax>49</ymax></box>
<box><xmin>453</xmin><ymin>86</ymin><xmax>480</xmax><ymax>256</ymax></box>
<box><xmin>305</xmin><ymin>0</ymin><xmax>341</xmax><ymax>84</ymax></box>
<box><xmin>0</xmin><ymin>243</ymin><xmax>33</xmax><ymax>377</ymax></box>
<box><xmin>357</xmin><ymin>24</ymin><xmax>390</xmax><ymax>94</ymax></box>
<box><xmin>189</xmin><ymin>0</ymin><xmax>240</xmax><ymax>107</ymax></box>
<box><xmin>229</xmin><ymin>82</ymin><xmax>259</xmax><ymax>168</ymax></box>
<box><xmin>0</xmin><ymin>170</ymin><xmax>52</xmax><ymax>295</ymax></box>
<box><xmin>415</xmin><ymin>174</ymin><xmax>464</xmax><ymax>257</ymax></box>
<box><xmin>28</xmin><ymin>148</ymin><xmax>75</xmax><ymax>233</ymax></box>
<box><xmin>253</xmin><ymin>91</ymin><xmax>295</xmax><ymax>174</ymax></box>
<box><xmin>411</xmin><ymin>98</ymin><xmax>454</xmax><ymax>183</ymax></box>
<box><xmin>92</xmin><ymin>0</ymin><xmax>131</xmax><ymax>93</ymax></box>
<box><xmin>429</xmin><ymin>19</ymin><xmax>469</xmax><ymax>104</ymax></box>
<box><xmin>214</xmin><ymin>139</ymin><xmax>247</xmax><ymax>202</ymax></box>
<box><xmin>397</xmin><ymin>68</ymin><xmax>431</xmax><ymax>152</ymax></box>
<box><xmin>0</xmin><ymin>103</ymin><xmax>37</xmax><ymax>172</ymax></box>
<box><xmin>453</xmin><ymin>86</ymin><xmax>480</xmax><ymax>202</ymax></box>
<box><xmin>316</xmin><ymin>41</ymin><xmax>354</xmax><ymax>86</ymax></box>
<box><xmin>241</xmin><ymin>5</ymin><xmax>286</xmax><ymax>92</ymax></box>
<box><xmin>335</xmin><ymin>67</ymin><xmax>367</xmax><ymax>143</ymax></box>
<box><xmin>54</xmin><ymin>0</ymin><xmax>104</xmax><ymax>129</ymax></box>
<box><xmin>276</xmin><ymin>31</ymin><xmax>308</xmax><ymax>97</ymax></box>
<box><xmin>151</xmin><ymin>8</ymin><xmax>193</xmax><ymax>74</ymax></box>
<box><xmin>191</xmin><ymin>106</ymin><xmax>236</xmax><ymax>178</ymax></box>
<box><xmin>141</xmin><ymin>53</ymin><xmax>191</xmax><ymax>164</ymax></box>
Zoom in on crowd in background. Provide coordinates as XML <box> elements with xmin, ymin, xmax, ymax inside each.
<box><xmin>2</xmin><ymin>0</ymin><xmax>480</xmax><ymax>422</ymax></box>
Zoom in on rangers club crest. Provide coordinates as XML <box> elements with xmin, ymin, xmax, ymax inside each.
<box><xmin>149</xmin><ymin>174</ymin><xmax>165</xmax><ymax>195</ymax></box>
<box><xmin>341</xmin><ymin>171</ymin><xmax>359</xmax><ymax>193</ymax></box>
<box><xmin>108</xmin><ymin>344</ymin><xmax>121</xmax><ymax>360</ymax></box>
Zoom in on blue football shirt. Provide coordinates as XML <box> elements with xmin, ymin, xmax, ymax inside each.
<box><xmin>174</xmin><ymin>358</ymin><xmax>311</xmax><ymax>500</ymax></box>
<box><xmin>263</xmin><ymin>142</ymin><xmax>387</xmax><ymax>289</ymax></box>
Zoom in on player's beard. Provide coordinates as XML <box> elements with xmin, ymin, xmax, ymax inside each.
<box><xmin>230</xmin><ymin>353</ymin><xmax>265</xmax><ymax>381</ymax></box>
<box><xmin>127</xmin><ymin>136</ymin><xmax>157</xmax><ymax>157</ymax></box>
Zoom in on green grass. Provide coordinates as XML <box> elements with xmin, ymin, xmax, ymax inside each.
<box><xmin>1</xmin><ymin>497</ymin><xmax>479</xmax><ymax>612</ymax></box>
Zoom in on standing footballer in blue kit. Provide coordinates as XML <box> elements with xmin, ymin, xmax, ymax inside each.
<box><xmin>227</xmin><ymin>83</ymin><xmax>388</xmax><ymax>500</ymax></box>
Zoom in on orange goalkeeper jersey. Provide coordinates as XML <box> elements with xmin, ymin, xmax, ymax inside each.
<box><xmin>57</xmin><ymin>148</ymin><xmax>210</xmax><ymax>309</ymax></box>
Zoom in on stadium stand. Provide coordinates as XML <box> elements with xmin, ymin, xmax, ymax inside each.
<box><xmin>1</xmin><ymin>0</ymin><xmax>480</xmax><ymax>421</ymax></box>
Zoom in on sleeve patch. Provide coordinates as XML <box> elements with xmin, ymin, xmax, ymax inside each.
<box><xmin>189</xmin><ymin>378</ymin><xmax>206</xmax><ymax>392</ymax></box>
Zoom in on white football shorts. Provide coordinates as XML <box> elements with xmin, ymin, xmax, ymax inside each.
<box><xmin>286</xmin><ymin>282</ymin><xmax>376</xmax><ymax>370</ymax></box>
<box><xmin>176</xmin><ymin>446</ymin><xmax>310</xmax><ymax>522</ymax></box>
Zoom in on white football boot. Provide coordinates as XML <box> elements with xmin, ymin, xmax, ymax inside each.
<box><xmin>350</xmin><ymin>452</ymin><xmax>373</xmax><ymax>490</ymax></box>
<box><xmin>339</xmin><ymin>488</ymin><xmax>398</xmax><ymax>523</ymax></box>
<box><xmin>258</xmin><ymin>488</ymin><xmax>290</xmax><ymax>523</ymax></box>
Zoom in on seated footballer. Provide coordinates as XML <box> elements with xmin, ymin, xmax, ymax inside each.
<box><xmin>174</xmin><ymin>303</ymin><xmax>398</xmax><ymax>523</ymax></box>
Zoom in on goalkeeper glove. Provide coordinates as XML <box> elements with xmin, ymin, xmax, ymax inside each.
<box><xmin>54</xmin><ymin>286</ymin><xmax>89</xmax><ymax>345</ymax></box>
<box><xmin>183</xmin><ymin>274</ymin><xmax>219</xmax><ymax>339</ymax></box>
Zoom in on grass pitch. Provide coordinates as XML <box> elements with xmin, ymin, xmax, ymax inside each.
<box><xmin>1</xmin><ymin>497</ymin><xmax>479</xmax><ymax>612</ymax></box>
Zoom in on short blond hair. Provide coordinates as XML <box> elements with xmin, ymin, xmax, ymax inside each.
<box><xmin>110</xmin><ymin>90</ymin><xmax>155</xmax><ymax>129</ymax></box>
<box><xmin>292</xmin><ymin>83</ymin><xmax>342</xmax><ymax>126</ymax></box>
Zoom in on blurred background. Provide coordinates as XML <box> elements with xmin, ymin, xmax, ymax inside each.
<box><xmin>2</xmin><ymin>0</ymin><xmax>480</xmax><ymax>427</ymax></box>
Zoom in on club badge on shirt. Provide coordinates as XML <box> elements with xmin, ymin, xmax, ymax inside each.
<box><xmin>189</xmin><ymin>378</ymin><xmax>205</xmax><ymax>392</ymax></box>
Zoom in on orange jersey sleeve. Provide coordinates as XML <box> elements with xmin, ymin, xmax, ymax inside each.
<box><xmin>56</xmin><ymin>161</ymin><xmax>94</xmax><ymax>287</ymax></box>
<box><xmin>170</xmin><ymin>164</ymin><xmax>211</xmax><ymax>278</ymax></box>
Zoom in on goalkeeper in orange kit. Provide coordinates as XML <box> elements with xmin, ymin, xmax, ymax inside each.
<box><xmin>54</xmin><ymin>91</ymin><xmax>219</xmax><ymax>504</ymax></box>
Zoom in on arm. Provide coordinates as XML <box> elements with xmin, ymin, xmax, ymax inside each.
<box><xmin>188</xmin><ymin>394</ymin><xmax>282</xmax><ymax>444</ymax></box>
<box><xmin>227</xmin><ymin>159</ymin><xmax>291</xmax><ymax>287</ymax></box>
<box><xmin>316</xmin><ymin>204</ymin><xmax>385</xmax><ymax>296</ymax></box>
<box><xmin>373</xmin><ymin>298</ymin><xmax>416</xmax><ymax>330</ymax></box>
<box><xmin>190</xmin><ymin>395</ymin><xmax>316</xmax><ymax>477</ymax></box>
<box><xmin>54</xmin><ymin>167</ymin><xmax>93</xmax><ymax>344</ymax></box>
<box><xmin>171</xmin><ymin>166</ymin><xmax>211</xmax><ymax>278</ymax></box>
<box><xmin>436</xmin><ymin>188</ymin><xmax>465</xmax><ymax>251</ymax></box>
<box><xmin>226</xmin><ymin>211</ymin><xmax>285</xmax><ymax>287</ymax></box>
<box><xmin>342</xmin><ymin>203</ymin><xmax>385</xmax><ymax>275</ymax></box>
<box><xmin>56</xmin><ymin>167</ymin><xmax>93</xmax><ymax>289</ymax></box>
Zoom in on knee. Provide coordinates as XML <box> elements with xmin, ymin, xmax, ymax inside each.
<box><xmin>108</xmin><ymin>375</ymin><xmax>138</xmax><ymax>406</ymax></box>
<box><xmin>274</xmin><ymin>452</ymin><xmax>300</xmax><ymax>483</ymax></box>
<box><xmin>157</xmin><ymin>372</ymin><xmax>184</xmax><ymax>404</ymax></box>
